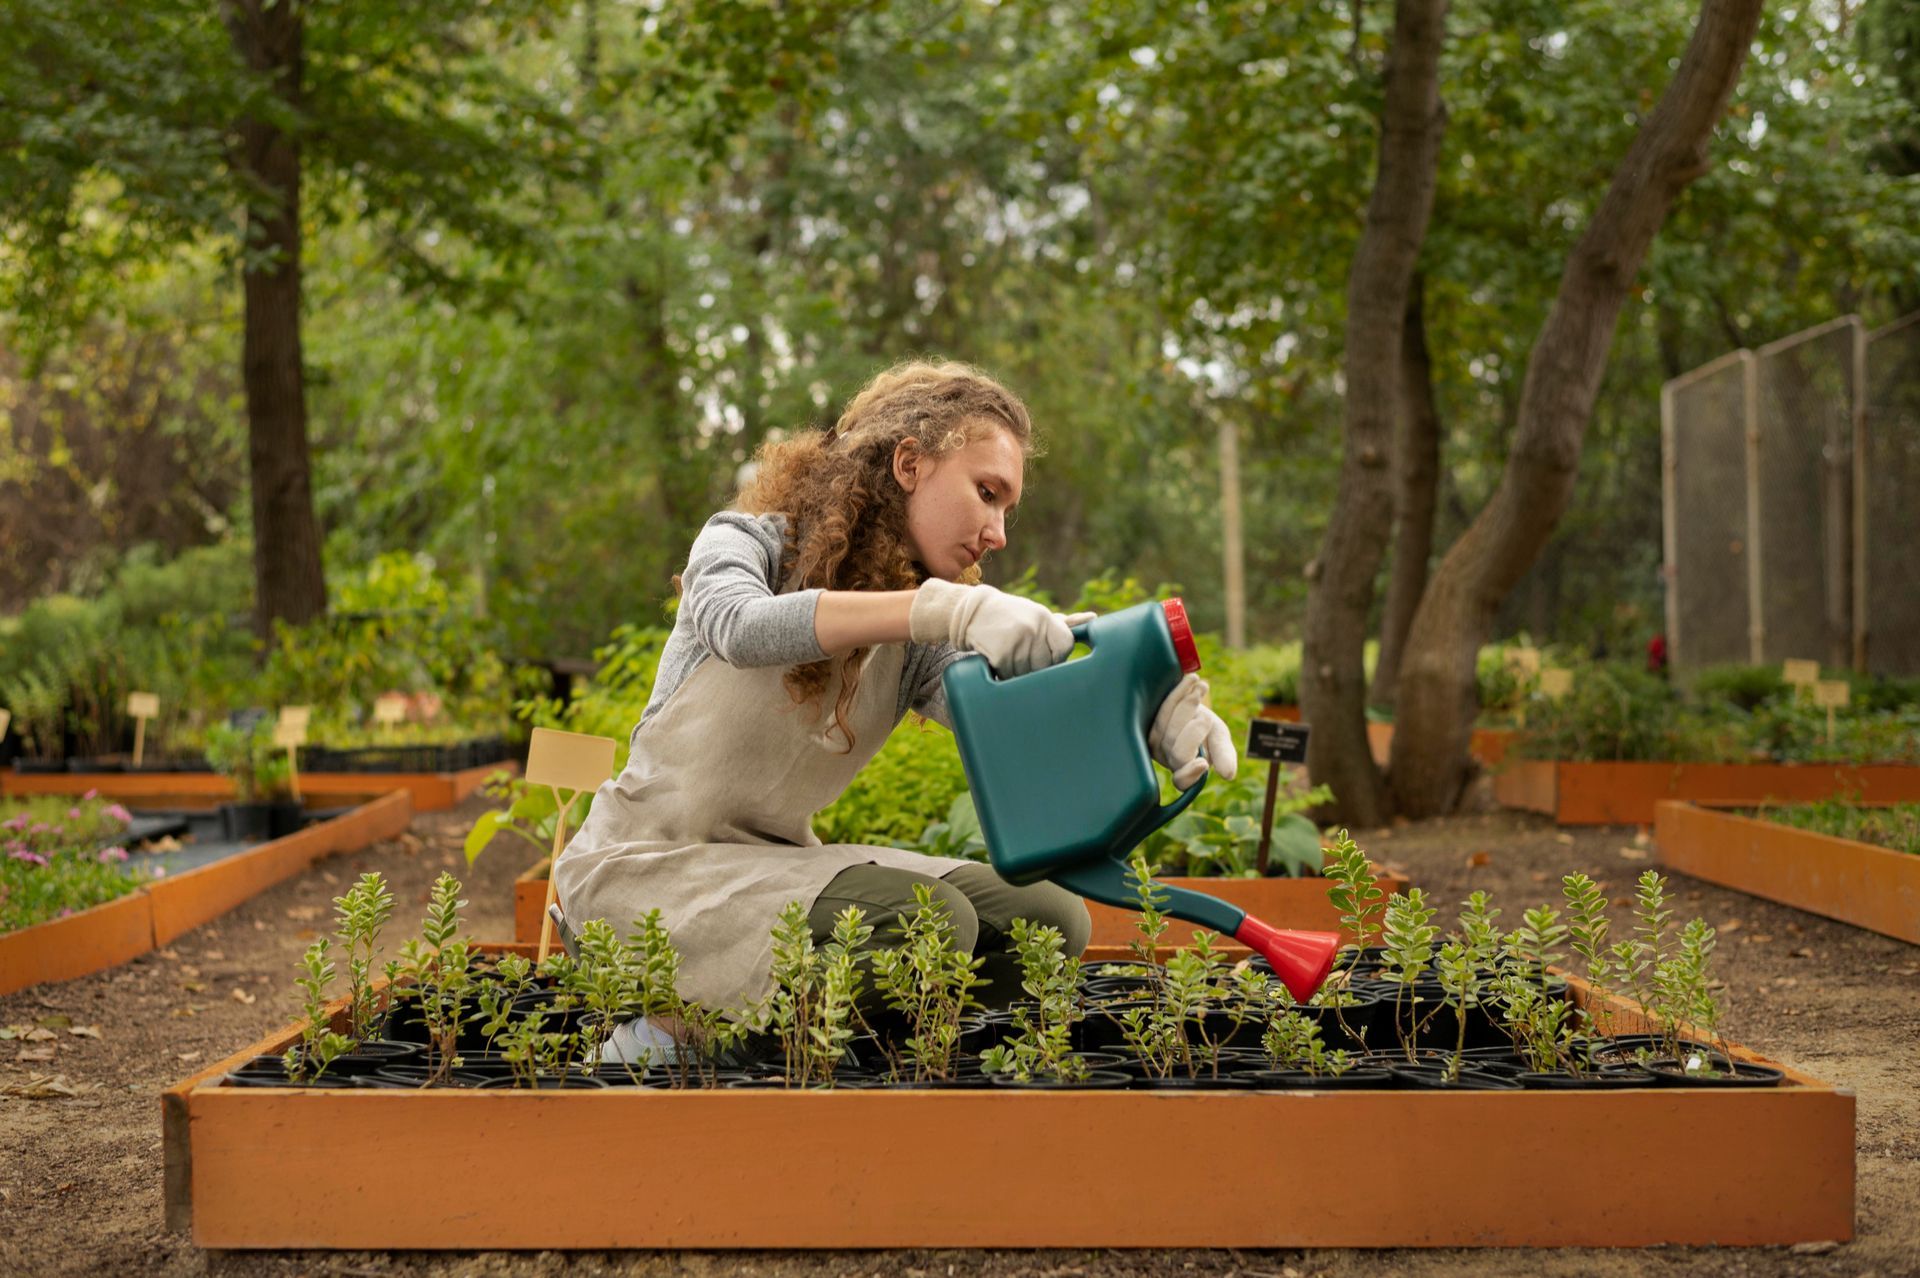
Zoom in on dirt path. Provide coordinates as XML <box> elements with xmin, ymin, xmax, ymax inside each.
<box><xmin>1</xmin><ymin>799</ymin><xmax>1913</xmax><ymax>1277</ymax></box>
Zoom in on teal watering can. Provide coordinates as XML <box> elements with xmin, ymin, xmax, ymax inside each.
<box><xmin>941</xmin><ymin>598</ymin><xmax>1340</xmax><ymax>1002</ymax></box>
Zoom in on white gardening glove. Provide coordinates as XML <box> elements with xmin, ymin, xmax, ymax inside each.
<box><xmin>910</xmin><ymin>579</ymin><xmax>1081</xmax><ymax>676</ymax></box>
<box><xmin>1150</xmin><ymin>673</ymin><xmax>1238</xmax><ymax>788</ymax></box>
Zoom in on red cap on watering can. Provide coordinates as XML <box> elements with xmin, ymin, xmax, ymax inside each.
<box><xmin>1161</xmin><ymin>599</ymin><xmax>1201</xmax><ymax>675</ymax></box>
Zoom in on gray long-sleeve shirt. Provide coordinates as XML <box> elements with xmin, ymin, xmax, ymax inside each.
<box><xmin>640</xmin><ymin>511</ymin><xmax>962</xmax><ymax>731</ymax></box>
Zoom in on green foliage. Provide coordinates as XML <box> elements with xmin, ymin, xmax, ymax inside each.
<box><xmin>391</xmin><ymin>872</ymin><xmax>478</xmax><ymax>1082</ymax></box>
<box><xmin>1323</xmin><ymin>828</ymin><xmax>1387</xmax><ymax>952</ymax></box>
<box><xmin>868</xmin><ymin>883</ymin><xmax>985</xmax><ymax>1082</ymax></box>
<box><xmin>284</xmin><ymin>938</ymin><xmax>353</xmax><ymax>1084</ymax></box>
<box><xmin>1755</xmin><ymin>797</ymin><xmax>1920</xmax><ymax>856</ymax></box>
<box><xmin>333</xmin><ymin>872</ymin><xmax>394</xmax><ymax>1041</ymax></box>
<box><xmin>0</xmin><ymin>793</ymin><xmax>146</xmax><ymax>934</ymax></box>
<box><xmin>754</xmin><ymin>899</ymin><xmax>874</xmax><ymax>1088</ymax></box>
<box><xmin>979</xmin><ymin>918</ymin><xmax>1086</xmax><ymax>1084</ymax></box>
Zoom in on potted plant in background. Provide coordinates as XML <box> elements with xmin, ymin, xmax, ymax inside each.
<box><xmin>205</xmin><ymin>717</ymin><xmax>304</xmax><ymax>840</ymax></box>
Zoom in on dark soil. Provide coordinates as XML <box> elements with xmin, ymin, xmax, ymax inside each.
<box><xmin>2</xmin><ymin>798</ymin><xmax>1914</xmax><ymax>1277</ymax></box>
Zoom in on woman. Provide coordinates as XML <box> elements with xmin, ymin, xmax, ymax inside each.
<box><xmin>554</xmin><ymin>360</ymin><xmax>1236</xmax><ymax>1021</ymax></box>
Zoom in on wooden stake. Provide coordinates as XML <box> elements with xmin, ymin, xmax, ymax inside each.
<box><xmin>537</xmin><ymin>789</ymin><xmax>580</xmax><ymax>962</ymax></box>
<box><xmin>127</xmin><ymin>692</ymin><xmax>159</xmax><ymax>768</ymax></box>
<box><xmin>1254</xmin><ymin>759</ymin><xmax>1281</xmax><ymax>876</ymax></box>
<box><xmin>521</xmin><ymin>727</ymin><xmax>617</xmax><ymax>963</ymax></box>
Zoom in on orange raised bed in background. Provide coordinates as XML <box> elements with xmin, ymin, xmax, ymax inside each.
<box><xmin>1655</xmin><ymin>800</ymin><xmax>1920</xmax><ymax>946</ymax></box>
<box><xmin>1496</xmin><ymin>759</ymin><xmax>1920</xmax><ymax>826</ymax></box>
<box><xmin>2</xmin><ymin>762</ymin><xmax>512</xmax><ymax>813</ymax></box>
<box><xmin>0</xmin><ymin>792</ymin><xmax>413</xmax><ymax>997</ymax></box>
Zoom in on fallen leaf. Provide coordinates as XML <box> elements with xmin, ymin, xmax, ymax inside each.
<box><xmin>169</xmin><ymin>1007</ymin><xmax>198</xmax><ymax>1020</ymax></box>
<box><xmin>1529</xmin><ymin>871</ymin><xmax>1551</xmax><ymax>883</ymax></box>
<box><xmin>36</xmin><ymin>1014</ymin><xmax>72</xmax><ymax>1030</ymax></box>
<box><xmin>203</xmin><ymin>950</ymin><xmax>226</xmax><ymax>961</ymax></box>
<box><xmin>1618</xmin><ymin>847</ymin><xmax>1649</xmax><ymax>861</ymax></box>
<box><xmin>180</xmin><ymin>965</ymin><xmax>201</xmax><ymax>978</ymax></box>
<box><xmin>1749</xmin><ymin>933</ymin><xmax>1774</xmax><ymax>944</ymax></box>
<box><xmin>0</xmin><ymin>1073</ymin><xmax>87</xmax><ymax>1099</ymax></box>
<box><xmin>1633</xmin><ymin>828</ymin><xmax>1651</xmax><ymax>848</ymax></box>
<box><xmin>180</xmin><ymin>981</ymin><xmax>207</xmax><ymax>994</ymax></box>
<box><xmin>1554</xmin><ymin>833</ymin><xmax>1575</xmax><ymax>846</ymax></box>
<box><xmin>66</xmin><ymin>1026</ymin><xmax>101</xmax><ymax>1039</ymax></box>
<box><xmin>1719</xmin><ymin>919</ymin><xmax>1743</xmax><ymax>934</ymax></box>
<box><xmin>229</xmin><ymin>988</ymin><xmax>256</xmax><ymax>1005</ymax></box>
<box><xmin>176</xmin><ymin>1051</ymin><xmax>201</xmax><ymax>1062</ymax></box>
<box><xmin>253</xmin><ymin>920</ymin><xmax>267</xmax><ymax>931</ymax></box>
<box><xmin>23</xmin><ymin>1027</ymin><xmax>56</xmax><ymax>1042</ymax></box>
<box><xmin>1790</xmin><ymin>1240</ymin><xmax>1841</xmax><ymax>1255</ymax></box>
<box><xmin>284</xmin><ymin>906</ymin><xmax>321</xmax><ymax>922</ymax></box>
<box><xmin>156</xmin><ymin>948</ymin><xmax>179</xmax><ymax>960</ymax></box>
<box><xmin>1466</xmin><ymin>851</ymin><xmax>1491</xmax><ymax>868</ymax></box>
<box><xmin>294</xmin><ymin>929</ymin><xmax>318</xmax><ymax>941</ymax></box>
<box><xmin>1790</xmin><ymin>947</ymin><xmax>1814</xmax><ymax>959</ymax></box>
<box><xmin>17</xmin><ymin>1046</ymin><xmax>56</xmax><ymax>1063</ymax></box>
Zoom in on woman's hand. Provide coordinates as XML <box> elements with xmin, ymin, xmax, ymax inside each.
<box><xmin>910</xmin><ymin>579</ymin><xmax>1078</xmax><ymax>676</ymax></box>
<box><xmin>1150</xmin><ymin>673</ymin><xmax>1237</xmax><ymax>787</ymax></box>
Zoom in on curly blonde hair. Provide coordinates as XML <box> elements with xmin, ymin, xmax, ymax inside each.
<box><xmin>732</xmin><ymin>359</ymin><xmax>1037</xmax><ymax>751</ymax></box>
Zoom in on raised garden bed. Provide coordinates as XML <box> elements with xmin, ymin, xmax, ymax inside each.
<box><xmin>1494</xmin><ymin>758</ymin><xmax>1920</xmax><ymax>826</ymax></box>
<box><xmin>11</xmin><ymin>737</ymin><xmax>518</xmax><ymax>777</ymax></box>
<box><xmin>1</xmin><ymin>761</ymin><xmax>513</xmax><ymax>814</ymax></box>
<box><xmin>0</xmin><ymin>792</ymin><xmax>412</xmax><ymax>996</ymax></box>
<box><xmin>512</xmin><ymin>856</ymin><xmax>1410</xmax><ymax>949</ymax></box>
<box><xmin>162</xmin><ymin>942</ymin><xmax>1852</xmax><ymax>1249</ymax></box>
<box><xmin>1655</xmin><ymin>800</ymin><xmax>1920</xmax><ymax>945</ymax></box>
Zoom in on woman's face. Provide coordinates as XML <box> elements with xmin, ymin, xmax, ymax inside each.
<box><xmin>893</xmin><ymin>425</ymin><xmax>1025</xmax><ymax>581</ymax></box>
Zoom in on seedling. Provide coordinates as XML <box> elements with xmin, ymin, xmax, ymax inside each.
<box><xmin>979</xmin><ymin>918</ymin><xmax>1086</xmax><ymax>1083</ymax></box>
<box><xmin>869</xmin><ymin>883</ymin><xmax>985</xmax><ymax>1082</ymax></box>
<box><xmin>391</xmin><ymin>872</ymin><xmax>477</xmax><ymax>1082</ymax></box>
<box><xmin>1379</xmin><ymin>889</ymin><xmax>1439</xmax><ymax>1060</ymax></box>
<box><xmin>284</xmin><ymin>938</ymin><xmax>352</xmax><ymax>1082</ymax></box>
<box><xmin>333</xmin><ymin>872</ymin><xmax>394</xmax><ymax>1041</ymax></box>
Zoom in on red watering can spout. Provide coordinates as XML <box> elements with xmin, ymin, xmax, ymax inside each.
<box><xmin>1234</xmin><ymin>916</ymin><xmax>1341</xmax><ymax>1003</ymax></box>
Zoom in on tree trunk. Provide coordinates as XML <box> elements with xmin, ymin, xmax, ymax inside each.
<box><xmin>1390</xmin><ymin>0</ymin><xmax>1766</xmax><ymax>816</ymax></box>
<box><xmin>1369</xmin><ymin>271</ymin><xmax>1442</xmax><ymax>711</ymax></box>
<box><xmin>1300</xmin><ymin>0</ymin><xmax>1449</xmax><ymax>827</ymax></box>
<box><xmin>227</xmin><ymin>0</ymin><xmax>326</xmax><ymax>643</ymax></box>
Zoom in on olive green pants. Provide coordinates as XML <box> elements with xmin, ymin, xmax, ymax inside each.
<box><xmin>806</xmin><ymin>860</ymin><xmax>1092</xmax><ymax>1010</ymax></box>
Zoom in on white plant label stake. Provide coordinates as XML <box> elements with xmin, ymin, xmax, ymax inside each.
<box><xmin>126</xmin><ymin>692</ymin><xmax>160</xmax><ymax>768</ymax></box>
<box><xmin>1539</xmin><ymin>668</ymin><xmax>1574</xmax><ymax>701</ymax></box>
<box><xmin>1504</xmin><ymin>647</ymin><xmax>1541</xmax><ymax>725</ymax></box>
<box><xmin>523</xmin><ymin>727</ymin><xmax>616</xmax><ymax>961</ymax></box>
<box><xmin>1813</xmin><ymin>679</ymin><xmax>1850</xmax><ymax>745</ymax></box>
<box><xmin>1782</xmin><ymin>659</ymin><xmax>1820</xmax><ymax>702</ymax></box>
<box><xmin>276</xmin><ymin>707</ymin><xmax>311</xmax><ymax>804</ymax></box>
<box><xmin>373</xmin><ymin>694</ymin><xmax>408</xmax><ymax>736</ymax></box>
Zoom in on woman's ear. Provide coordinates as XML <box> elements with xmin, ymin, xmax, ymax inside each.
<box><xmin>891</xmin><ymin>438</ymin><xmax>925</xmax><ymax>493</ymax></box>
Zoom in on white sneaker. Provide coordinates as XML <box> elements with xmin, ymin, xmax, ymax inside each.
<box><xmin>599</xmin><ymin>1016</ymin><xmax>681</xmax><ymax>1067</ymax></box>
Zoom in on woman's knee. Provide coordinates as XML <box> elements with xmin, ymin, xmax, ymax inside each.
<box><xmin>812</xmin><ymin>863</ymin><xmax>981</xmax><ymax>956</ymax></box>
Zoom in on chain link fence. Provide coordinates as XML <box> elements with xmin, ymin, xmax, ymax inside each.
<box><xmin>1663</xmin><ymin>310</ymin><xmax>1919</xmax><ymax>677</ymax></box>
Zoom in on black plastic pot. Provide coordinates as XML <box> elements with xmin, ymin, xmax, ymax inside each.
<box><xmin>1133</xmin><ymin>1073</ymin><xmax>1253</xmax><ymax>1090</ymax></box>
<box><xmin>1640</xmin><ymin>1057</ymin><xmax>1785</xmax><ymax>1088</ymax></box>
<box><xmin>221</xmin><ymin>1055</ymin><xmax>357</xmax><ymax>1089</ymax></box>
<box><xmin>1242</xmin><ymin>1067</ymin><xmax>1397</xmax><ymax>1090</ymax></box>
<box><xmin>265</xmin><ymin>800</ymin><xmax>307</xmax><ymax>840</ymax></box>
<box><xmin>989</xmin><ymin>1069</ymin><xmax>1133</xmax><ymax>1091</ymax></box>
<box><xmin>358</xmin><ymin>1068</ymin><xmax>493</xmax><ymax>1089</ymax></box>
<box><xmin>1588</xmin><ymin>1033</ymin><xmax>1716</xmax><ymax>1064</ymax></box>
<box><xmin>1387</xmin><ymin>1063</ymin><xmax>1524</xmax><ymax>1090</ymax></box>
<box><xmin>478</xmin><ymin>1073</ymin><xmax>612</xmax><ymax>1090</ymax></box>
<box><xmin>321</xmin><ymin>1039</ymin><xmax>422</xmax><ymax>1076</ymax></box>
<box><xmin>216</xmin><ymin>802</ymin><xmax>271</xmax><ymax>841</ymax></box>
<box><xmin>1515</xmin><ymin>1068</ymin><xmax>1655</xmax><ymax>1090</ymax></box>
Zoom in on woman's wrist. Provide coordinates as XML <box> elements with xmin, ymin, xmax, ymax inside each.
<box><xmin>812</xmin><ymin>588</ymin><xmax>922</xmax><ymax>655</ymax></box>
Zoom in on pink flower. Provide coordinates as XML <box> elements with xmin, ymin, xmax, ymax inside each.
<box><xmin>67</xmin><ymin>806</ymin><xmax>82</xmax><ymax>820</ymax></box>
<box><xmin>98</xmin><ymin>846</ymin><xmax>129</xmax><ymax>864</ymax></box>
<box><xmin>8</xmin><ymin>849</ymin><xmax>47</xmax><ymax>867</ymax></box>
<box><xmin>59</xmin><ymin>907</ymin><xmax>72</xmax><ymax>917</ymax></box>
<box><xmin>105</xmin><ymin>803</ymin><xmax>133</xmax><ymax>825</ymax></box>
<box><xmin>151</xmin><ymin>866</ymin><xmax>167</xmax><ymax>878</ymax></box>
<box><xmin>2</xmin><ymin>815</ymin><xmax>28</xmax><ymax>832</ymax></box>
<box><xmin>81</xmin><ymin>788</ymin><xmax>99</xmax><ymax>800</ymax></box>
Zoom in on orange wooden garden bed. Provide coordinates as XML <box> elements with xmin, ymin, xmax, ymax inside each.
<box><xmin>514</xmin><ymin>857</ymin><xmax>1410</xmax><ymax>950</ymax></box>
<box><xmin>0</xmin><ymin>792</ymin><xmax>412</xmax><ymax>997</ymax></box>
<box><xmin>1494</xmin><ymin>758</ymin><xmax>1920</xmax><ymax>826</ymax></box>
<box><xmin>162</xmin><ymin>948</ymin><xmax>1852</xmax><ymax>1250</ymax></box>
<box><xmin>1655</xmin><ymin>800</ymin><xmax>1920</xmax><ymax>945</ymax></box>
<box><xmin>1</xmin><ymin>762</ymin><xmax>511</xmax><ymax>814</ymax></box>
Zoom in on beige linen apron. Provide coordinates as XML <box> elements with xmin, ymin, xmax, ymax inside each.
<box><xmin>553</xmin><ymin>642</ymin><xmax>974</xmax><ymax>1010</ymax></box>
